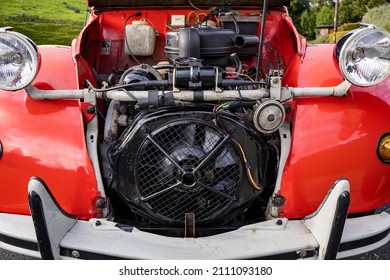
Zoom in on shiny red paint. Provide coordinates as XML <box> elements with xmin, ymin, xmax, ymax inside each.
<box><xmin>0</xmin><ymin>46</ymin><xmax>99</xmax><ymax>219</ymax></box>
<box><xmin>280</xmin><ymin>44</ymin><xmax>390</xmax><ymax>218</ymax></box>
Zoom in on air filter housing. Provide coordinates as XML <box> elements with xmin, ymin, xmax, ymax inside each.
<box><xmin>165</xmin><ymin>26</ymin><xmax>237</xmax><ymax>67</ymax></box>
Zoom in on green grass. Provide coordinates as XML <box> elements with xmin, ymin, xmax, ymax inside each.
<box><xmin>0</xmin><ymin>0</ymin><xmax>87</xmax><ymax>45</ymax></box>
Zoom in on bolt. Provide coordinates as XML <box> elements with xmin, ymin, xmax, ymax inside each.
<box><xmin>272</xmin><ymin>78</ymin><xmax>279</xmax><ymax>85</ymax></box>
<box><xmin>119</xmin><ymin>105</ymin><xmax>127</xmax><ymax>114</ymax></box>
<box><xmin>95</xmin><ymin>197</ymin><xmax>106</xmax><ymax>209</ymax></box>
<box><xmin>71</xmin><ymin>250</ymin><xmax>80</xmax><ymax>258</ymax></box>
<box><xmin>95</xmin><ymin>220</ymin><xmax>102</xmax><ymax>226</ymax></box>
<box><xmin>228</xmin><ymin>127</ymin><xmax>236</xmax><ymax>133</ymax></box>
<box><xmin>267</xmin><ymin>114</ymin><xmax>276</xmax><ymax>122</ymax></box>
<box><xmin>86</xmin><ymin>106</ymin><xmax>95</xmax><ymax>114</ymax></box>
<box><xmin>273</xmin><ymin>196</ymin><xmax>285</xmax><ymax>207</ymax></box>
<box><xmin>142</xmin><ymin>126</ymin><xmax>149</xmax><ymax>134</ymax></box>
<box><xmin>284</xmin><ymin>105</ymin><xmax>292</xmax><ymax>113</ymax></box>
<box><xmin>299</xmin><ymin>251</ymin><xmax>308</xmax><ymax>258</ymax></box>
<box><xmin>276</xmin><ymin>219</ymin><xmax>283</xmax><ymax>226</ymax></box>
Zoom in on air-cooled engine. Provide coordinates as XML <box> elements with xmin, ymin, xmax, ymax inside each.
<box><xmin>98</xmin><ymin>11</ymin><xmax>281</xmax><ymax>237</ymax></box>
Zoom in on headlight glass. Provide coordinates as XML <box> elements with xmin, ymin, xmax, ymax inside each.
<box><xmin>0</xmin><ymin>30</ymin><xmax>39</xmax><ymax>91</ymax></box>
<box><xmin>338</xmin><ymin>27</ymin><xmax>390</xmax><ymax>87</ymax></box>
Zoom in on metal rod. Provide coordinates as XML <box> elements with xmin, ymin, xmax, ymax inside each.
<box><xmin>141</xmin><ymin>182</ymin><xmax>181</xmax><ymax>202</ymax></box>
<box><xmin>193</xmin><ymin>135</ymin><xmax>231</xmax><ymax>173</ymax></box>
<box><xmin>197</xmin><ymin>182</ymin><xmax>237</xmax><ymax>201</ymax></box>
<box><xmin>333</xmin><ymin>0</ymin><xmax>339</xmax><ymax>43</ymax></box>
<box><xmin>289</xmin><ymin>80</ymin><xmax>351</xmax><ymax>97</ymax></box>
<box><xmin>255</xmin><ymin>0</ymin><xmax>269</xmax><ymax>81</ymax></box>
<box><xmin>147</xmin><ymin>135</ymin><xmax>186</xmax><ymax>173</ymax></box>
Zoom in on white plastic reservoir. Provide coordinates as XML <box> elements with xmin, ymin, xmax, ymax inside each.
<box><xmin>125</xmin><ymin>20</ymin><xmax>156</xmax><ymax>56</ymax></box>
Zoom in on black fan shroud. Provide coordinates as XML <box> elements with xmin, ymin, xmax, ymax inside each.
<box><xmin>111</xmin><ymin>110</ymin><xmax>267</xmax><ymax>226</ymax></box>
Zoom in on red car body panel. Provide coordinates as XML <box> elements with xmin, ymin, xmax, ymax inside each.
<box><xmin>0</xmin><ymin>46</ymin><xmax>99</xmax><ymax>219</ymax></box>
<box><xmin>280</xmin><ymin>44</ymin><xmax>390</xmax><ymax>217</ymax></box>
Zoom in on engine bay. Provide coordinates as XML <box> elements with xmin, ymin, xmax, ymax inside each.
<box><xmin>77</xmin><ymin>6</ymin><xmax>299</xmax><ymax>237</ymax></box>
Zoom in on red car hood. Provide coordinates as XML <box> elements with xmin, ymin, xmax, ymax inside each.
<box><xmin>88</xmin><ymin>0</ymin><xmax>290</xmax><ymax>8</ymax></box>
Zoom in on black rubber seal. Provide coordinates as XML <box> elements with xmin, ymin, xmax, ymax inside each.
<box><xmin>59</xmin><ymin>246</ymin><xmax>318</xmax><ymax>260</ymax></box>
<box><xmin>28</xmin><ymin>190</ymin><xmax>55</xmax><ymax>260</ymax></box>
<box><xmin>339</xmin><ymin>228</ymin><xmax>390</xmax><ymax>252</ymax></box>
<box><xmin>60</xmin><ymin>247</ymin><xmax>126</xmax><ymax>260</ymax></box>
<box><xmin>0</xmin><ymin>233</ymin><xmax>39</xmax><ymax>252</ymax></box>
<box><xmin>29</xmin><ymin>177</ymin><xmax>76</xmax><ymax>219</ymax></box>
<box><xmin>194</xmin><ymin>90</ymin><xmax>204</xmax><ymax>102</ymax></box>
<box><xmin>324</xmin><ymin>191</ymin><xmax>350</xmax><ymax>259</ymax></box>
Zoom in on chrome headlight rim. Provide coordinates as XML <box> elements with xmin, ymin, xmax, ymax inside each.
<box><xmin>337</xmin><ymin>26</ymin><xmax>390</xmax><ymax>87</ymax></box>
<box><xmin>0</xmin><ymin>29</ymin><xmax>40</xmax><ymax>91</ymax></box>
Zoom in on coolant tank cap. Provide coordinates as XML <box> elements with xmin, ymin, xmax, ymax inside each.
<box><xmin>132</xmin><ymin>20</ymin><xmax>147</xmax><ymax>25</ymax></box>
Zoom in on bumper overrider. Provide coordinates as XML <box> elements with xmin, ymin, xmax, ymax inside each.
<box><xmin>0</xmin><ymin>177</ymin><xmax>389</xmax><ymax>260</ymax></box>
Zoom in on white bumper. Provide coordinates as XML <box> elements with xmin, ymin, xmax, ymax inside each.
<box><xmin>0</xmin><ymin>178</ymin><xmax>389</xmax><ymax>260</ymax></box>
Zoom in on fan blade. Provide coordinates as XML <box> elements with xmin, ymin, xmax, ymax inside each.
<box><xmin>215</xmin><ymin>146</ymin><xmax>236</xmax><ymax>168</ymax></box>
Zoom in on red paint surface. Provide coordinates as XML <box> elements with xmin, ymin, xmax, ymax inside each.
<box><xmin>280</xmin><ymin>44</ymin><xmax>390</xmax><ymax>218</ymax></box>
<box><xmin>0</xmin><ymin>46</ymin><xmax>99</xmax><ymax>219</ymax></box>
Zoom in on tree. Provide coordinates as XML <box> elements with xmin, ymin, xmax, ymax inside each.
<box><xmin>339</xmin><ymin>1</ymin><xmax>361</xmax><ymax>23</ymax></box>
<box><xmin>289</xmin><ymin>0</ymin><xmax>311</xmax><ymax>34</ymax></box>
<box><xmin>367</xmin><ymin>0</ymin><xmax>389</xmax><ymax>8</ymax></box>
<box><xmin>338</xmin><ymin>0</ymin><xmax>389</xmax><ymax>24</ymax></box>
<box><xmin>287</xmin><ymin>0</ymin><xmax>390</xmax><ymax>40</ymax></box>
<box><xmin>316</xmin><ymin>5</ymin><xmax>334</xmax><ymax>26</ymax></box>
<box><xmin>300</xmin><ymin>9</ymin><xmax>317</xmax><ymax>39</ymax></box>
<box><xmin>310</xmin><ymin>0</ymin><xmax>335</xmax><ymax>12</ymax></box>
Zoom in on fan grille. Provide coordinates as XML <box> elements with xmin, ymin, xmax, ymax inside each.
<box><xmin>137</xmin><ymin>121</ymin><xmax>242</xmax><ymax>224</ymax></box>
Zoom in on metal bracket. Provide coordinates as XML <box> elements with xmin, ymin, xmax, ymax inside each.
<box><xmin>214</xmin><ymin>67</ymin><xmax>223</xmax><ymax>93</ymax></box>
<box><xmin>269</xmin><ymin>70</ymin><xmax>283</xmax><ymax>100</ymax></box>
<box><xmin>266</xmin><ymin>121</ymin><xmax>291</xmax><ymax>218</ymax></box>
<box><xmin>185</xmin><ymin>213</ymin><xmax>196</xmax><ymax>238</ymax></box>
<box><xmin>83</xmin><ymin>90</ymin><xmax>108</xmax><ymax>217</ymax></box>
<box><xmin>80</xmin><ymin>102</ymin><xmax>96</xmax><ymax>123</ymax></box>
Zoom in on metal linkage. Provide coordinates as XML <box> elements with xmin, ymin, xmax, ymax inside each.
<box><xmin>25</xmin><ymin>80</ymin><xmax>351</xmax><ymax>103</ymax></box>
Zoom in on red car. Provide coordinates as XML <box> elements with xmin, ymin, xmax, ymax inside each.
<box><xmin>0</xmin><ymin>0</ymin><xmax>389</xmax><ymax>260</ymax></box>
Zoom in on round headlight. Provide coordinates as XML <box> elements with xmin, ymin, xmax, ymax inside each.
<box><xmin>0</xmin><ymin>29</ymin><xmax>40</xmax><ymax>91</ymax></box>
<box><xmin>338</xmin><ymin>27</ymin><xmax>390</xmax><ymax>87</ymax></box>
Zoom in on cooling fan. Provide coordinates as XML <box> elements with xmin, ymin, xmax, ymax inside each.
<box><xmin>111</xmin><ymin>110</ymin><xmax>265</xmax><ymax>226</ymax></box>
